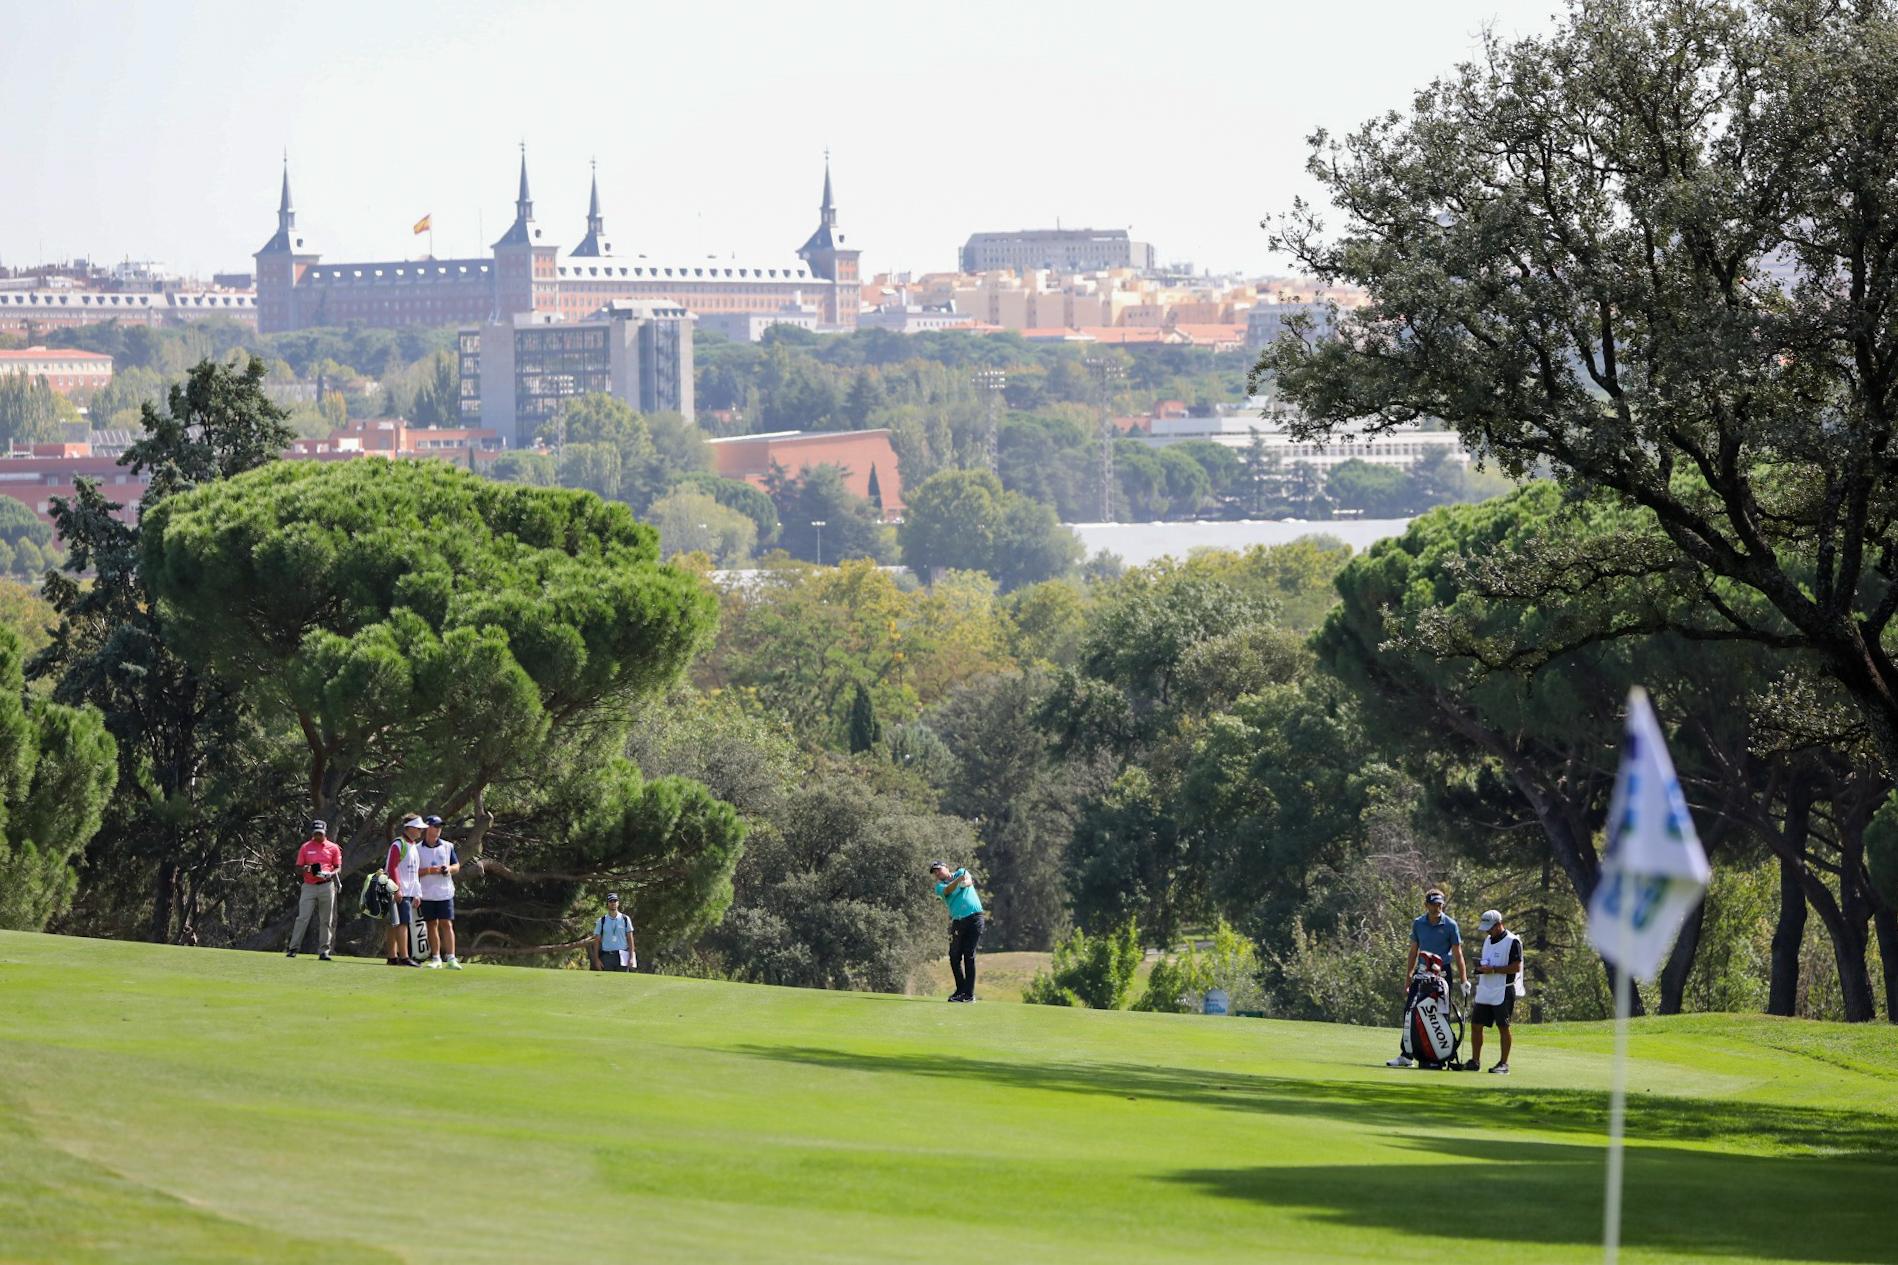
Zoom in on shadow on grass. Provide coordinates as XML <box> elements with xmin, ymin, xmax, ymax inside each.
<box><xmin>735</xmin><ymin>1045</ymin><xmax>1896</xmax><ymax>1261</ymax></box>
<box><xmin>1170</xmin><ymin>1135</ymin><xmax>1893</xmax><ymax>1263</ymax></box>
<box><xmin>733</xmin><ymin>1044</ymin><xmax>1898</xmax><ymax>1163</ymax></box>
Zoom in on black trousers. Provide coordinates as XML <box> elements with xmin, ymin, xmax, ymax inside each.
<box><xmin>949</xmin><ymin>913</ymin><xmax>985</xmax><ymax>997</ymax></box>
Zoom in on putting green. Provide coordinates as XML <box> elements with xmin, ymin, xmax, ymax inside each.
<box><xmin>1</xmin><ymin>931</ymin><xmax>1891</xmax><ymax>1264</ymax></box>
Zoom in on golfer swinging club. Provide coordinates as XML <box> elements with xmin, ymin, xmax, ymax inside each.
<box><xmin>929</xmin><ymin>861</ymin><xmax>984</xmax><ymax>1003</ymax></box>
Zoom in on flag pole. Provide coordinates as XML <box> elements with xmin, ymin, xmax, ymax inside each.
<box><xmin>1602</xmin><ymin>948</ymin><xmax>1632</xmax><ymax>1264</ymax></box>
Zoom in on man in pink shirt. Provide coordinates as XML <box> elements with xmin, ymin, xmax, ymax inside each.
<box><xmin>287</xmin><ymin>820</ymin><xmax>343</xmax><ymax>960</ymax></box>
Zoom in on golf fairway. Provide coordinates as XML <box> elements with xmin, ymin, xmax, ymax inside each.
<box><xmin>1</xmin><ymin>931</ymin><xmax>1893</xmax><ymax>1264</ymax></box>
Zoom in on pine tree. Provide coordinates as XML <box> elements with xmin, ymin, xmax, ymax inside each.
<box><xmin>866</xmin><ymin>463</ymin><xmax>884</xmax><ymax>512</ymax></box>
<box><xmin>847</xmin><ymin>681</ymin><xmax>881</xmax><ymax>754</ymax></box>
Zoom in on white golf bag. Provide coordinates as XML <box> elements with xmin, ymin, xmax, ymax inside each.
<box><xmin>1400</xmin><ymin>953</ymin><xmax>1463</xmax><ymax>1069</ymax></box>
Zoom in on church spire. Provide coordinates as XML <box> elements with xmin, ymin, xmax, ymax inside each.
<box><xmin>573</xmin><ymin>158</ymin><xmax>609</xmax><ymax>256</ymax></box>
<box><xmin>820</xmin><ymin>150</ymin><xmax>834</xmax><ymax>223</ymax></box>
<box><xmin>257</xmin><ymin>155</ymin><xmax>306</xmax><ymax>256</ymax></box>
<box><xmin>494</xmin><ymin>142</ymin><xmax>541</xmax><ymax>249</ymax></box>
<box><xmin>800</xmin><ymin>151</ymin><xmax>840</xmax><ymax>260</ymax></box>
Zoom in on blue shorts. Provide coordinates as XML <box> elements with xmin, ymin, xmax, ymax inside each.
<box><xmin>420</xmin><ymin>898</ymin><xmax>455</xmax><ymax>922</ymax></box>
<box><xmin>392</xmin><ymin>900</ymin><xmax>414</xmax><ymax>926</ymax></box>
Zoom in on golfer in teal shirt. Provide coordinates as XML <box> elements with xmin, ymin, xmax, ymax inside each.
<box><xmin>930</xmin><ymin>861</ymin><xmax>985</xmax><ymax>1002</ymax></box>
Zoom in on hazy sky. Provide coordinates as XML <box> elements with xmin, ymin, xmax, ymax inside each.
<box><xmin>0</xmin><ymin>1</ymin><xmax>1556</xmax><ymax>280</ymax></box>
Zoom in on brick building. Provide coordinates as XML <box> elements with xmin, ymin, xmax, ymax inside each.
<box><xmin>0</xmin><ymin>348</ymin><xmax>113</xmax><ymax>394</ymax></box>
<box><xmin>256</xmin><ymin>153</ymin><xmax>861</xmax><ymax>335</ymax></box>
<box><xmin>708</xmin><ymin>429</ymin><xmax>903</xmax><ymax>518</ymax></box>
<box><xmin>0</xmin><ymin>288</ymin><xmax>256</xmax><ymax>335</ymax></box>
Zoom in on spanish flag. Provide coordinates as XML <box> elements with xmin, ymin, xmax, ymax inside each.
<box><xmin>412</xmin><ymin>214</ymin><xmax>432</xmax><ymax>235</ymax></box>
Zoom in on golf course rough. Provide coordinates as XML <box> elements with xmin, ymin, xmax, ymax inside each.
<box><xmin>0</xmin><ymin>931</ymin><xmax>1892</xmax><ymax>1265</ymax></box>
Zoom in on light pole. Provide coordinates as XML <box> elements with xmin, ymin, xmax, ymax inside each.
<box><xmin>1083</xmin><ymin>356</ymin><xmax>1125</xmax><ymax>522</ymax></box>
<box><xmin>810</xmin><ymin>519</ymin><xmax>827</xmax><ymax>567</ymax></box>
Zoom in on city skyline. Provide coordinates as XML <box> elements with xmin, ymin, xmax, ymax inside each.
<box><xmin>0</xmin><ymin>0</ymin><xmax>1553</xmax><ymax>281</ymax></box>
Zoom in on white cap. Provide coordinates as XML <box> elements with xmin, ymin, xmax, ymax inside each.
<box><xmin>403</xmin><ymin>815</ymin><xmax>427</xmax><ymax>829</ymax></box>
<box><xmin>1478</xmin><ymin>909</ymin><xmax>1502</xmax><ymax>931</ymax></box>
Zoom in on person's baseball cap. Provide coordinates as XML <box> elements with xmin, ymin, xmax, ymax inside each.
<box><xmin>1479</xmin><ymin>909</ymin><xmax>1502</xmax><ymax>931</ymax></box>
<box><xmin>423</xmin><ymin>815</ymin><xmax>443</xmax><ymax>827</ymax></box>
<box><xmin>311</xmin><ymin>819</ymin><xmax>327</xmax><ymax>833</ymax></box>
<box><xmin>926</xmin><ymin>860</ymin><xmax>950</xmax><ymax>871</ymax></box>
<box><xmin>402</xmin><ymin>815</ymin><xmax>427</xmax><ymax>829</ymax></box>
<box><xmin>1425</xmin><ymin>889</ymin><xmax>1445</xmax><ymax>905</ymax></box>
<box><xmin>605</xmin><ymin>892</ymin><xmax>620</xmax><ymax>903</ymax></box>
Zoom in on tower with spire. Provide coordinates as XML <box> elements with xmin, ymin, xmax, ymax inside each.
<box><xmin>571</xmin><ymin>161</ymin><xmax>609</xmax><ymax>257</ymax></box>
<box><xmin>254</xmin><ymin>158</ymin><xmax>322</xmax><ymax>334</ymax></box>
<box><xmin>491</xmin><ymin>145</ymin><xmax>559</xmax><ymax>319</ymax></box>
<box><xmin>796</xmin><ymin>153</ymin><xmax>860</xmax><ymax>328</ymax></box>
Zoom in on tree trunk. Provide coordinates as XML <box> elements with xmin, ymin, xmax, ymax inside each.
<box><xmin>149</xmin><ymin>860</ymin><xmax>178</xmax><ymax>943</ymax></box>
<box><xmin>1769</xmin><ymin>850</ymin><xmax>1806</xmax><ymax>1017</ymax></box>
<box><xmin>1873</xmin><ymin>907</ymin><xmax>1898</xmax><ymax>1024</ymax></box>
<box><xmin>1658</xmin><ymin>892</ymin><xmax>1705</xmax><ymax>1015</ymax></box>
<box><xmin>1530</xmin><ymin>854</ymin><xmax>1550</xmax><ymax>1024</ymax></box>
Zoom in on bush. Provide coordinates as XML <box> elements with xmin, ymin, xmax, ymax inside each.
<box><xmin>1134</xmin><ymin>922</ymin><xmax>1265</xmax><ymax>1014</ymax></box>
<box><xmin>1022</xmin><ymin>919</ymin><xmax>1141</xmax><ymax>1009</ymax></box>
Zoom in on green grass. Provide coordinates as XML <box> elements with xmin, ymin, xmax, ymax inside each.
<box><xmin>1</xmin><ymin>932</ymin><xmax>1893</xmax><ymax>1264</ymax></box>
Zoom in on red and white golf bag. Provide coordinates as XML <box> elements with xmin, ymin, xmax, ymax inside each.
<box><xmin>1400</xmin><ymin>952</ymin><xmax>1463</xmax><ymax>1069</ymax></box>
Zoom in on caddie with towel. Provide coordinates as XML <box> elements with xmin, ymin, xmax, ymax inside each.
<box><xmin>589</xmin><ymin>893</ymin><xmax>637</xmax><ymax>971</ymax></box>
<box><xmin>1466</xmin><ymin>908</ymin><xmax>1524</xmax><ymax>1073</ymax></box>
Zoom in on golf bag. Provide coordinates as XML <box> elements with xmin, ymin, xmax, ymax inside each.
<box><xmin>1400</xmin><ymin>954</ymin><xmax>1463</xmax><ymax>1069</ymax></box>
<box><xmin>409</xmin><ymin>907</ymin><xmax>430</xmax><ymax>961</ymax></box>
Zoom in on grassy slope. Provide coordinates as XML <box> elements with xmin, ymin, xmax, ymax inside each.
<box><xmin>1</xmin><ymin>932</ymin><xmax>1893</xmax><ymax>1265</ymax></box>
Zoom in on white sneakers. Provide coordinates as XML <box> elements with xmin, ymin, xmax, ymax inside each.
<box><xmin>1386</xmin><ymin>1056</ymin><xmax>1413</xmax><ymax>1067</ymax></box>
<box><xmin>426</xmin><ymin>955</ymin><xmax>463</xmax><ymax>970</ymax></box>
<box><xmin>1488</xmin><ymin>1062</ymin><xmax>1510</xmax><ymax>1075</ymax></box>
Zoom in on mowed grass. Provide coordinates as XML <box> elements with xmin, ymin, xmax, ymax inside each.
<box><xmin>909</xmin><ymin>949</ymin><xmax>1160</xmax><ymax>1003</ymax></box>
<box><xmin>1</xmin><ymin>932</ymin><xmax>1894</xmax><ymax>1265</ymax></box>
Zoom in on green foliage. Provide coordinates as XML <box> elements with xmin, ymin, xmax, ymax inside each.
<box><xmin>846</xmin><ymin>681</ymin><xmax>881</xmax><ymax>754</ymax></box>
<box><xmin>900</xmin><ymin>467</ymin><xmax>1082</xmax><ymax>591</ymax></box>
<box><xmin>676</xmin><ymin>471</ymin><xmax>780</xmax><ymax>546</ymax></box>
<box><xmin>648</xmin><ymin>488</ymin><xmax>756</xmax><ymax>567</ymax></box>
<box><xmin>138</xmin><ymin>457</ymin><xmax>730</xmax><ymax>945</ymax></box>
<box><xmin>703</xmin><ymin>762</ymin><xmax>969</xmax><ymax>991</ymax></box>
<box><xmin>1022</xmin><ymin>919</ymin><xmax>1142</xmax><ymax>1009</ymax></box>
<box><xmin>1867</xmin><ymin>794</ymin><xmax>1898</xmax><ymax>909</ymax></box>
<box><xmin>1133</xmin><ymin>922</ymin><xmax>1265</xmax><ymax>1014</ymax></box>
<box><xmin>0</xmin><ymin>624</ymin><xmax>117</xmax><ymax>930</ymax></box>
<box><xmin>769</xmin><ymin>464</ymin><xmax>894</xmax><ymax>564</ymax></box>
<box><xmin>540</xmin><ymin>395</ymin><xmax>713</xmax><ymax>514</ymax></box>
<box><xmin>0</xmin><ymin>374</ymin><xmax>78</xmax><ymax>448</ymax></box>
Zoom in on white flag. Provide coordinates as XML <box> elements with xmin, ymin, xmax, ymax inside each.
<box><xmin>1587</xmin><ymin>687</ymin><xmax>1711</xmax><ymax>981</ymax></box>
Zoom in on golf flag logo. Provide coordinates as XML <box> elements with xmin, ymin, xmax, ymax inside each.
<box><xmin>1588</xmin><ymin>687</ymin><xmax>1710</xmax><ymax>980</ymax></box>
<box><xmin>413</xmin><ymin>214</ymin><xmax>432</xmax><ymax>235</ymax></box>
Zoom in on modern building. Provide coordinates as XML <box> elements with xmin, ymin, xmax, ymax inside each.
<box><xmin>1138</xmin><ymin>412</ymin><xmax>1469</xmax><ymax>474</ymax></box>
<box><xmin>1245</xmin><ymin>301</ymin><xmax>1337</xmax><ymax>354</ymax></box>
<box><xmin>707</xmin><ymin>429</ymin><xmax>903</xmax><ymax>518</ymax></box>
<box><xmin>857</xmin><ymin>303</ymin><xmax>969</xmax><ymax>334</ymax></box>
<box><xmin>257</xmin><ymin>153</ymin><xmax>861</xmax><ymax>334</ymax></box>
<box><xmin>696</xmin><ymin>307</ymin><xmax>822</xmax><ymax>342</ymax></box>
<box><xmin>460</xmin><ymin>299</ymin><xmax>695</xmax><ymax>446</ymax></box>
<box><xmin>0</xmin><ymin>348</ymin><xmax>113</xmax><ymax>394</ymax></box>
<box><xmin>959</xmin><ymin>228</ymin><xmax>1156</xmax><ymax>275</ymax></box>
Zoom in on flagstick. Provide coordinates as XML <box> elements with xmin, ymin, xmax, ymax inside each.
<box><xmin>1603</xmin><ymin>923</ymin><xmax>1633</xmax><ymax>1262</ymax></box>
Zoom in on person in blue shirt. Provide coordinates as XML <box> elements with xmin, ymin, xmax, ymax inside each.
<box><xmin>589</xmin><ymin>893</ymin><xmax>637</xmax><ymax>972</ymax></box>
<box><xmin>1387</xmin><ymin>888</ymin><xmax>1469</xmax><ymax>1067</ymax></box>
<box><xmin>929</xmin><ymin>860</ymin><xmax>985</xmax><ymax>1002</ymax></box>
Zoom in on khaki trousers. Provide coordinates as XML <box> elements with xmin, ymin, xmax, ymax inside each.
<box><xmin>291</xmin><ymin>881</ymin><xmax>336</xmax><ymax>954</ymax></box>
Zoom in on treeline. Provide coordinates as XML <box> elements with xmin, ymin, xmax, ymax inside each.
<box><xmin>3</xmin><ymin>356</ymin><xmax>1886</xmax><ymax>1025</ymax></box>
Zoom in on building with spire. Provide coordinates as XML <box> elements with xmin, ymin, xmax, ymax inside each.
<box><xmin>254</xmin><ymin>150</ymin><xmax>861</xmax><ymax>336</ymax></box>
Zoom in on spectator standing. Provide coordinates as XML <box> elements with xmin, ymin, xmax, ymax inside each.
<box><xmin>929</xmin><ymin>861</ymin><xmax>985</xmax><ymax>1002</ymax></box>
<box><xmin>1468</xmin><ymin>909</ymin><xmax>1524</xmax><ymax>1073</ymax></box>
<box><xmin>1388</xmin><ymin>888</ymin><xmax>1468</xmax><ymax>1067</ymax></box>
<box><xmin>384</xmin><ymin>816</ymin><xmax>426</xmax><ymax>967</ymax></box>
<box><xmin>589</xmin><ymin>894</ymin><xmax>637</xmax><ymax>971</ymax></box>
<box><xmin>287</xmin><ymin>820</ymin><xmax>342</xmax><ymax>960</ymax></box>
<box><xmin>415</xmin><ymin>815</ymin><xmax>461</xmax><ymax>970</ymax></box>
